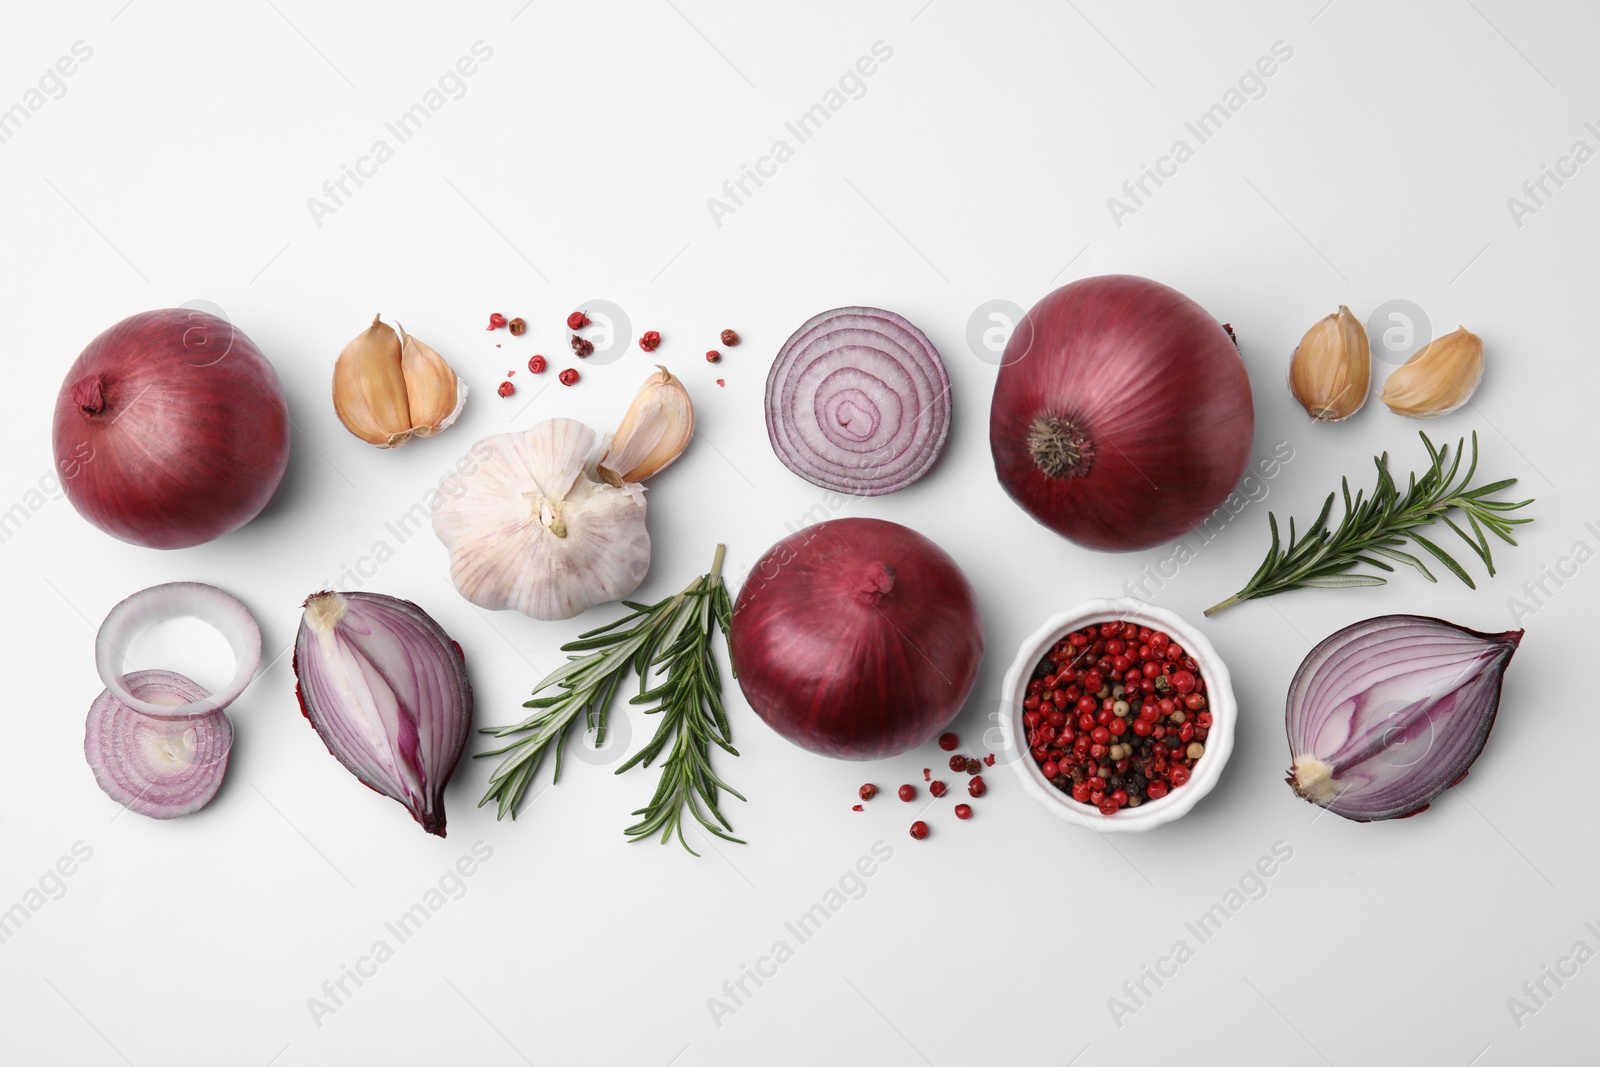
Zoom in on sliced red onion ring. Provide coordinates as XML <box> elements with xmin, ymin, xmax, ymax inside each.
<box><xmin>84</xmin><ymin>669</ymin><xmax>233</xmax><ymax>819</ymax></box>
<box><xmin>1286</xmin><ymin>614</ymin><xmax>1523</xmax><ymax>821</ymax></box>
<box><xmin>766</xmin><ymin>307</ymin><xmax>951</xmax><ymax>496</ymax></box>
<box><xmin>95</xmin><ymin>582</ymin><xmax>262</xmax><ymax>719</ymax></box>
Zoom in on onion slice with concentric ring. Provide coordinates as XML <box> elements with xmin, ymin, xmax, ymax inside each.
<box><xmin>84</xmin><ymin>669</ymin><xmax>234</xmax><ymax>819</ymax></box>
<box><xmin>765</xmin><ymin>307</ymin><xmax>951</xmax><ymax>496</ymax></box>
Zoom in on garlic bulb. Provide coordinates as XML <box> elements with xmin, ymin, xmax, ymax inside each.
<box><xmin>432</xmin><ymin>419</ymin><xmax>651</xmax><ymax>620</ymax></box>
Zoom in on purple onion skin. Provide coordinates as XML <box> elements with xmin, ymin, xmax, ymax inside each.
<box><xmin>293</xmin><ymin>592</ymin><xmax>472</xmax><ymax>837</ymax></box>
<box><xmin>990</xmin><ymin>276</ymin><xmax>1253</xmax><ymax>552</ymax></box>
<box><xmin>1286</xmin><ymin>615</ymin><xmax>1523</xmax><ymax>822</ymax></box>
<box><xmin>52</xmin><ymin>310</ymin><xmax>291</xmax><ymax>549</ymax></box>
<box><xmin>731</xmin><ymin>518</ymin><xmax>983</xmax><ymax>760</ymax></box>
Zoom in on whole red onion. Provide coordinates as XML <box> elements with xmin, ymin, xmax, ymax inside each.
<box><xmin>52</xmin><ymin>309</ymin><xmax>291</xmax><ymax>549</ymax></box>
<box><xmin>731</xmin><ymin>518</ymin><xmax>983</xmax><ymax>760</ymax></box>
<box><xmin>990</xmin><ymin>276</ymin><xmax>1254</xmax><ymax>551</ymax></box>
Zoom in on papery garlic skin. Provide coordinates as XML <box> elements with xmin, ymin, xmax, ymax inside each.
<box><xmin>293</xmin><ymin>590</ymin><xmax>473</xmax><ymax>837</ymax></box>
<box><xmin>432</xmin><ymin>419</ymin><xmax>651</xmax><ymax>620</ymax></box>
<box><xmin>398</xmin><ymin>326</ymin><xmax>466</xmax><ymax>439</ymax></box>
<box><xmin>599</xmin><ymin>366</ymin><xmax>694</xmax><ymax>485</ymax></box>
<box><xmin>1288</xmin><ymin>305</ymin><xmax>1371</xmax><ymax>422</ymax></box>
<box><xmin>1378</xmin><ymin>326</ymin><xmax>1483</xmax><ymax>418</ymax></box>
<box><xmin>332</xmin><ymin>315</ymin><xmax>467</xmax><ymax>448</ymax></box>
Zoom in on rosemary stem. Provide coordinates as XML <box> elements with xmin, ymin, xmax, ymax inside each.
<box><xmin>1202</xmin><ymin>595</ymin><xmax>1240</xmax><ymax>618</ymax></box>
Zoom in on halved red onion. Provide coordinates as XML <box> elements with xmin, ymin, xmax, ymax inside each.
<box><xmin>1286</xmin><ymin>615</ymin><xmax>1523</xmax><ymax>821</ymax></box>
<box><xmin>293</xmin><ymin>591</ymin><xmax>472</xmax><ymax>837</ymax></box>
<box><xmin>765</xmin><ymin>307</ymin><xmax>951</xmax><ymax>496</ymax></box>
<box><xmin>84</xmin><ymin>669</ymin><xmax>233</xmax><ymax>819</ymax></box>
<box><xmin>96</xmin><ymin>582</ymin><xmax>263</xmax><ymax>720</ymax></box>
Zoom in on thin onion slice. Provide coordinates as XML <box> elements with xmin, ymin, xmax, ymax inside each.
<box><xmin>84</xmin><ymin>669</ymin><xmax>233</xmax><ymax>819</ymax></box>
<box><xmin>95</xmin><ymin>582</ymin><xmax>262</xmax><ymax>719</ymax></box>
<box><xmin>766</xmin><ymin>307</ymin><xmax>951</xmax><ymax>496</ymax></box>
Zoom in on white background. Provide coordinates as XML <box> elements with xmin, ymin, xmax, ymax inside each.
<box><xmin>2</xmin><ymin>1</ymin><xmax>1595</xmax><ymax>1064</ymax></box>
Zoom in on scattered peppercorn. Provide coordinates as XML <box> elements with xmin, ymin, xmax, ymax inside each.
<box><xmin>922</xmin><ymin>767</ymin><xmax>931</xmax><ymax>782</ymax></box>
<box><xmin>705</xmin><ymin>350</ymin><xmax>721</xmax><ymax>363</ymax></box>
<box><xmin>954</xmin><ymin>804</ymin><xmax>972</xmax><ymax>820</ymax></box>
<box><xmin>947</xmin><ymin>754</ymin><xmax>967</xmax><ymax>773</ymax></box>
<box><xmin>639</xmin><ymin>330</ymin><xmax>661</xmax><ymax>352</ymax></box>
<box><xmin>852</xmin><ymin>804</ymin><xmax>864</xmax><ymax>812</ymax></box>
<box><xmin>964</xmin><ymin>758</ymin><xmax>981</xmax><ymax>775</ymax></box>
<box><xmin>720</xmin><ymin>328</ymin><xmax>740</xmax><ymax>346</ymax></box>
<box><xmin>897</xmin><ymin>784</ymin><xmax>916</xmax><ymax>802</ymax></box>
<box><xmin>968</xmin><ymin>776</ymin><xmax>986</xmax><ymax>798</ymax></box>
<box><xmin>496</xmin><ymin>381</ymin><xmax>514</xmax><ymax>398</ymax></box>
<box><xmin>508</xmin><ymin>317</ymin><xmax>527</xmax><ymax>336</ymax></box>
<box><xmin>929</xmin><ymin>780</ymin><xmax>948</xmax><ymax>798</ymax></box>
<box><xmin>559</xmin><ymin>368</ymin><xmax>580</xmax><ymax>386</ymax></box>
<box><xmin>983</xmin><ymin>753</ymin><xmax>996</xmax><ymax>766</ymax></box>
<box><xmin>715</xmin><ymin>379</ymin><xmax>725</xmax><ymax>387</ymax></box>
<box><xmin>570</xmin><ymin>335</ymin><xmax>594</xmax><ymax>358</ymax></box>
<box><xmin>566</xmin><ymin>311</ymin><xmax>589</xmax><ymax>330</ymax></box>
<box><xmin>938</xmin><ymin>732</ymin><xmax>959</xmax><ymax>751</ymax></box>
<box><xmin>859</xmin><ymin>783</ymin><xmax>877</xmax><ymax>801</ymax></box>
<box><xmin>487</xmin><ymin>312</ymin><xmax>507</xmax><ymax>330</ymax></box>
<box><xmin>528</xmin><ymin>355</ymin><xmax>547</xmax><ymax>374</ymax></box>
<box><xmin>909</xmin><ymin>821</ymin><xmax>929</xmax><ymax>840</ymax></box>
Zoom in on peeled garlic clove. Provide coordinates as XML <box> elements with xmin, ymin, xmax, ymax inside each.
<box><xmin>333</xmin><ymin>315</ymin><xmax>412</xmax><ymax>447</ymax></box>
<box><xmin>1286</xmin><ymin>614</ymin><xmax>1522</xmax><ymax>822</ymax></box>
<box><xmin>397</xmin><ymin>325</ymin><xmax>467</xmax><ymax>439</ymax></box>
<box><xmin>599</xmin><ymin>365</ymin><xmax>694</xmax><ymax>485</ymax></box>
<box><xmin>1287</xmin><ymin>305</ymin><xmax>1371</xmax><ymax>422</ymax></box>
<box><xmin>293</xmin><ymin>591</ymin><xmax>473</xmax><ymax>837</ymax></box>
<box><xmin>431</xmin><ymin>419</ymin><xmax>652</xmax><ymax>620</ymax></box>
<box><xmin>1378</xmin><ymin>326</ymin><xmax>1484</xmax><ymax>418</ymax></box>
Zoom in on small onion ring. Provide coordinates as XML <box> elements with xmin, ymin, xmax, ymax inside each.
<box><xmin>95</xmin><ymin>582</ymin><xmax>262</xmax><ymax>719</ymax></box>
<box><xmin>84</xmin><ymin>669</ymin><xmax>234</xmax><ymax>819</ymax></box>
<box><xmin>766</xmin><ymin>307</ymin><xmax>952</xmax><ymax>496</ymax></box>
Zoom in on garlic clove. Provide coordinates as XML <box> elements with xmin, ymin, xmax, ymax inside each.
<box><xmin>1378</xmin><ymin>326</ymin><xmax>1484</xmax><ymax>418</ymax></box>
<box><xmin>1287</xmin><ymin>305</ymin><xmax>1371</xmax><ymax>422</ymax></box>
<box><xmin>432</xmin><ymin>419</ymin><xmax>652</xmax><ymax>620</ymax></box>
<box><xmin>333</xmin><ymin>315</ymin><xmax>413</xmax><ymax>447</ymax></box>
<box><xmin>397</xmin><ymin>325</ymin><xmax>467</xmax><ymax>439</ymax></box>
<box><xmin>599</xmin><ymin>366</ymin><xmax>694</xmax><ymax>485</ymax></box>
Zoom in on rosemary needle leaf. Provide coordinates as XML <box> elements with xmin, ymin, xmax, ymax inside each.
<box><xmin>475</xmin><ymin>545</ymin><xmax>744</xmax><ymax>853</ymax></box>
<box><xmin>1205</xmin><ymin>433</ymin><xmax>1533</xmax><ymax>615</ymax></box>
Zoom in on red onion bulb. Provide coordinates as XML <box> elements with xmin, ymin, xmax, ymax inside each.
<box><xmin>52</xmin><ymin>309</ymin><xmax>291</xmax><ymax>549</ymax></box>
<box><xmin>990</xmin><ymin>276</ymin><xmax>1254</xmax><ymax>551</ymax></box>
<box><xmin>731</xmin><ymin>518</ymin><xmax>983</xmax><ymax>760</ymax></box>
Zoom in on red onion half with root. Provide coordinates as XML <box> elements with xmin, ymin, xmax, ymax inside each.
<box><xmin>294</xmin><ymin>591</ymin><xmax>473</xmax><ymax>836</ymax></box>
<box><xmin>731</xmin><ymin>518</ymin><xmax>983</xmax><ymax>760</ymax></box>
<box><xmin>52</xmin><ymin>309</ymin><xmax>291</xmax><ymax>549</ymax></box>
<box><xmin>990</xmin><ymin>276</ymin><xmax>1254</xmax><ymax>551</ymax></box>
<box><xmin>1286</xmin><ymin>615</ymin><xmax>1522</xmax><ymax>821</ymax></box>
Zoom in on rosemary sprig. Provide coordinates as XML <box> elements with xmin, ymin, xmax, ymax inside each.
<box><xmin>477</xmin><ymin>544</ymin><xmax>743</xmax><ymax>852</ymax></box>
<box><xmin>1205</xmin><ymin>432</ymin><xmax>1533</xmax><ymax>616</ymax></box>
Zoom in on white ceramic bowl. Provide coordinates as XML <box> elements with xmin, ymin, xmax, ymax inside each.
<box><xmin>1001</xmin><ymin>599</ymin><xmax>1236</xmax><ymax>833</ymax></box>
